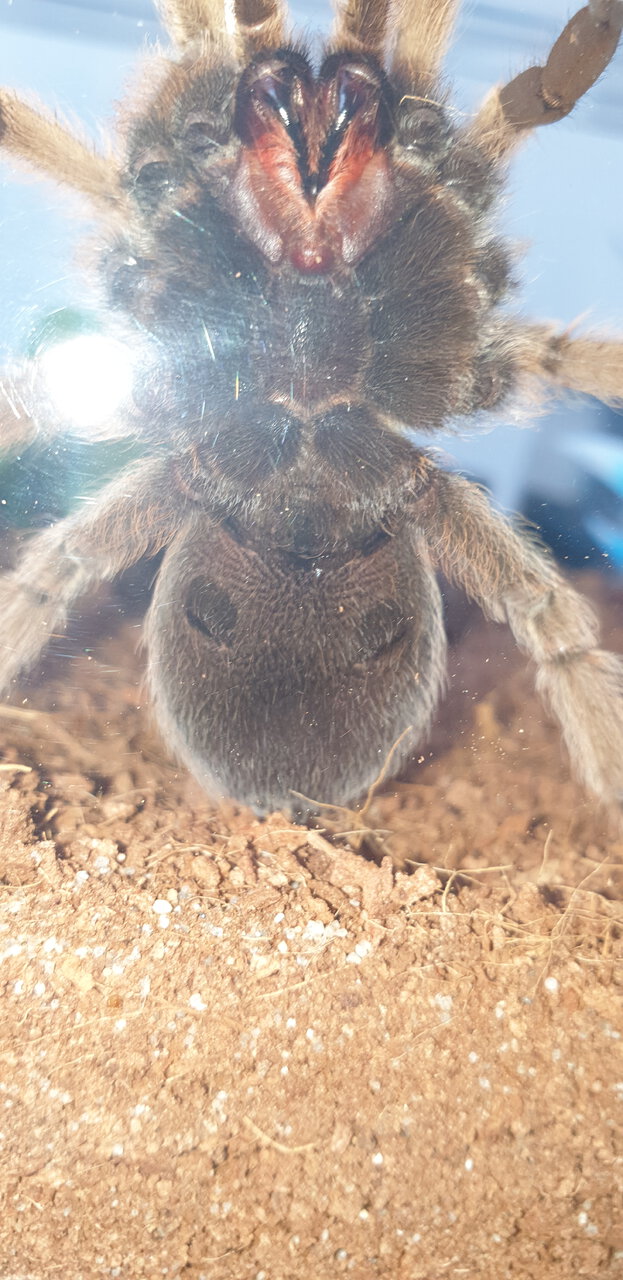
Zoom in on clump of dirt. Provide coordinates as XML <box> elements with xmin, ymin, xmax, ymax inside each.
<box><xmin>0</xmin><ymin>574</ymin><xmax>621</xmax><ymax>1279</ymax></box>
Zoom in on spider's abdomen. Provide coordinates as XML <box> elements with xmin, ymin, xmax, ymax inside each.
<box><xmin>146</xmin><ymin>502</ymin><xmax>446</xmax><ymax>813</ymax></box>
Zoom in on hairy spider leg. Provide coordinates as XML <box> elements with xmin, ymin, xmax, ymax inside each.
<box><xmin>0</xmin><ymin>91</ymin><xmax>126</xmax><ymax>210</ymax></box>
<box><xmin>519</xmin><ymin>328</ymin><xmax>623</xmax><ymax>408</ymax></box>
<box><xmin>469</xmin><ymin>0</ymin><xmax>623</xmax><ymax>160</ymax></box>
<box><xmin>0</xmin><ymin>460</ymin><xmax>185</xmax><ymax>692</ymax></box>
<box><xmin>158</xmin><ymin>0</ymin><xmax>232</xmax><ymax>45</ymax></box>
<box><xmin>232</xmin><ymin>0</ymin><xmax>288</xmax><ymax>55</ymax></box>
<box><xmin>158</xmin><ymin>0</ymin><xmax>287</xmax><ymax>53</ymax></box>
<box><xmin>417</xmin><ymin>464</ymin><xmax>623</xmax><ymax>804</ymax></box>
<box><xmin>330</xmin><ymin>0</ymin><xmax>394</xmax><ymax>60</ymax></box>
<box><xmin>389</xmin><ymin>0</ymin><xmax>460</xmax><ymax>89</ymax></box>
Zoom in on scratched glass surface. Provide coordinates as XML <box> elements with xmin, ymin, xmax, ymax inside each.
<box><xmin>0</xmin><ymin>0</ymin><xmax>622</xmax><ymax>561</ymax></box>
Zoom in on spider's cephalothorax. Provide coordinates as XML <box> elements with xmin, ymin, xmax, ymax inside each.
<box><xmin>1</xmin><ymin>0</ymin><xmax>622</xmax><ymax>814</ymax></box>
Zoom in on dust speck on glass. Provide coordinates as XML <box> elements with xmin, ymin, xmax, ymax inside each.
<box><xmin>0</xmin><ymin>0</ymin><xmax>622</xmax><ymax>817</ymax></box>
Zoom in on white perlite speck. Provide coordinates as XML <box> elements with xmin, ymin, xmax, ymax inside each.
<box><xmin>302</xmin><ymin>919</ymin><xmax>326</xmax><ymax>940</ymax></box>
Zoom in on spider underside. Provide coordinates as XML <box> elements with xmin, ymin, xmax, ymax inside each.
<box><xmin>0</xmin><ymin>0</ymin><xmax>622</xmax><ymax>815</ymax></box>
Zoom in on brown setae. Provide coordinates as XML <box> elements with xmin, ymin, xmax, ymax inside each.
<box><xmin>0</xmin><ymin>0</ymin><xmax>622</xmax><ymax>815</ymax></box>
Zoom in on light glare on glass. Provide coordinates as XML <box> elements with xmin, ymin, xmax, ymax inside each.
<box><xmin>40</xmin><ymin>333</ymin><xmax>134</xmax><ymax>433</ymax></box>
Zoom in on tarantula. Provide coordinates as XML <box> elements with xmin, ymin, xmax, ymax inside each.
<box><xmin>0</xmin><ymin>0</ymin><xmax>622</xmax><ymax>815</ymax></box>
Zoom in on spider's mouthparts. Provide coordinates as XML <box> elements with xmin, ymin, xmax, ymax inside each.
<box><xmin>304</xmin><ymin>172</ymin><xmax>319</xmax><ymax>199</ymax></box>
<box><xmin>229</xmin><ymin>50</ymin><xmax>396</xmax><ymax>272</ymax></box>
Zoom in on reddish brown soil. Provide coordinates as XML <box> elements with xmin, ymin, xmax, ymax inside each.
<box><xmin>0</xmin><ymin>573</ymin><xmax>621</xmax><ymax>1279</ymax></box>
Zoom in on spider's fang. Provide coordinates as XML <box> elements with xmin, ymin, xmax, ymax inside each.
<box><xmin>229</xmin><ymin>49</ymin><xmax>396</xmax><ymax>272</ymax></box>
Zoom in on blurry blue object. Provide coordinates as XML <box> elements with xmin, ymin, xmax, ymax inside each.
<box><xmin>586</xmin><ymin>517</ymin><xmax>623</xmax><ymax>570</ymax></box>
<box><xmin>565</xmin><ymin>431</ymin><xmax>623</xmax><ymax>568</ymax></box>
<box><xmin>565</xmin><ymin>434</ymin><xmax>623</xmax><ymax>496</ymax></box>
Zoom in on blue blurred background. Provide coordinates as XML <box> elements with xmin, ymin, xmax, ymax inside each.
<box><xmin>0</xmin><ymin>0</ymin><xmax>622</xmax><ymax>564</ymax></box>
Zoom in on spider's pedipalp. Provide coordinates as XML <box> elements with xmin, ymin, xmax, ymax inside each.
<box><xmin>417</xmin><ymin>467</ymin><xmax>623</xmax><ymax>807</ymax></box>
<box><xmin>233</xmin><ymin>0</ymin><xmax>288</xmax><ymax>55</ymax></box>
<box><xmin>519</xmin><ymin>326</ymin><xmax>623</xmax><ymax>408</ymax></box>
<box><xmin>470</xmin><ymin>0</ymin><xmax>623</xmax><ymax>161</ymax></box>
<box><xmin>0</xmin><ymin>460</ymin><xmax>185</xmax><ymax>695</ymax></box>
<box><xmin>390</xmin><ymin>0</ymin><xmax>460</xmax><ymax>89</ymax></box>
<box><xmin>330</xmin><ymin>0</ymin><xmax>392</xmax><ymax>59</ymax></box>
<box><xmin>158</xmin><ymin>0</ymin><xmax>286</xmax><ymax>54</ymax></box>
<box><xmin>157</xmin><ymin>0</ymin><xmax>229</xmax><ymax>45</ymax></box>
<box><xmin>0</xmin><ymin>91</ymin><xmax>127</xmax><ymax>212</ymax></box>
